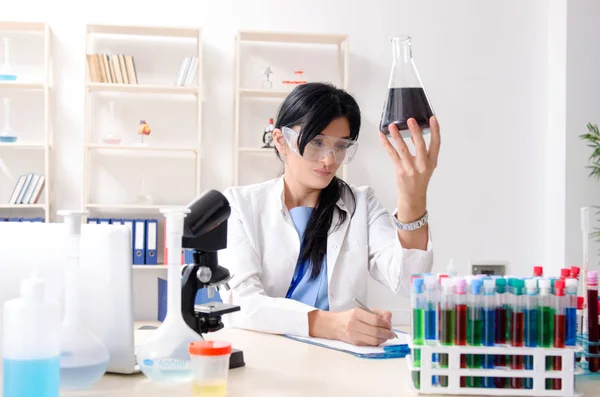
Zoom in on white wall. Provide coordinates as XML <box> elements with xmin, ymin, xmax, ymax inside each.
<box><xmin>2</xmin><ymin>0</ymin><xmax>590</xmax><ymax>321</ymax></box>
<box><xmin>565</xmin><ymin>0</ymin><xmax>600</xmax><ymax>272</ymax></box>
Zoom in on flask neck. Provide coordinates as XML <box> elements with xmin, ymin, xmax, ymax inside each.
<box><xmin>392</xmin><ymin>37</ymin><xmax>412</xmax><ymax>65</ymax></box>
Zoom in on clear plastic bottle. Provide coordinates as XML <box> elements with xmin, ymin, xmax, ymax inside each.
<box><xmin>2</xmin><ymin>277</ymin><xmax>61</xmax><ymax>397</ymax></box>
<box><xmin>0</xmin><ymin>97</ymin><xmax>18</xmax><ymax>143</ymax></box>
<box><xmin>137</xmin><ymin>208</ymin><xmax>202</xmax><ymax>386</ymax></box>
<box><xmin>57</xmin><ymin>210</ymin><xmax>110</xmax><ymax>389</ymax></box>
<box><xmin>379</xmin><ymin>36</ymin><xmax>434</xmax><ymax>138</ymax></box>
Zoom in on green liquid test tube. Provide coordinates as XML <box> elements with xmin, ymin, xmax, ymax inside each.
<box><xmin>411</xmin><ymin>278</ymin><xmax>425</xmax><ymax>390</ymax></box>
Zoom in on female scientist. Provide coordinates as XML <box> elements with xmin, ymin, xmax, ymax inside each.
<box><xmin>219</xmin><ymin>82</ymin><xmax>440</xmax><ymax>346</ymax></box>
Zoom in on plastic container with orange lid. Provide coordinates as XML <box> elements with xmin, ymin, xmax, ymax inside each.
<box><xmin>189</xmin><ymin>341</ymin><xmax>232</xmax><ymax>397</ymax></box>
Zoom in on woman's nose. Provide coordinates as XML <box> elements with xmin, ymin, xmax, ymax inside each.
<box><xmin>321</xmin><ymin>151</ymin><xmax>336</xmax><ymax>166</ymax></box>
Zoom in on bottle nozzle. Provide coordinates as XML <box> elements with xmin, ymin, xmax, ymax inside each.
<box><xmin>57</xmin><ymin>210</ymin><xmax>88</xmax><ymax>235</ymax></box>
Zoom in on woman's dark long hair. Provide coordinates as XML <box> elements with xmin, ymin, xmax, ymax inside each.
<box><xmin>275</xmin><ymin>82</ymin><xmax>361</xmax><ymax>279</ymax></box>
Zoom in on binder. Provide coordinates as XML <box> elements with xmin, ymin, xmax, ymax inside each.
<box><xmin>121</xmin><ymin>219</ymin><xmax>135</xmax><ymax>264</ymax></box>
<box><xmin>111</xmin><ymin>218</ymin><xmax>123</xmax><ymax>225</ymax></box>
<box><xmin>7</xmin><ymin>218</ymin><xmax>21</xmax><ymax>222</ymax></box>
<box><xmin>157</xmin><ymin>277</ymin><xmax>167</xmax><ymax>322</ymax></box>
<box><xmin>145</xmin><ymin>219</ymin><xmax>158</xmax><ymax>265</ymax></box>
<box><xmin>98</xmin><ymin>218</ymin><xmax>111</xmax><ymax>225</ymax></box>
<box><xmin>87</xmin><ymin>218</ymin><xmax>99</xmax><ymax>224</ymax></box>
<box><xmin>133</xmin><ymin>219</ymin><xmax>146</xmax><ymax>265</ymax></box>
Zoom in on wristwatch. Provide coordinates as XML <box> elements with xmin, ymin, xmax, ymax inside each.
<box><xmin>392</xmin><ymin>211</ymin><xmax>429</xmax><ymax>232</ymax></box>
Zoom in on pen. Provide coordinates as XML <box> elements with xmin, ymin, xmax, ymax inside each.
<box><xmin>353</xmin><ymin>297</ymin><xmax>398</xmax><ymax>339</ymax></box>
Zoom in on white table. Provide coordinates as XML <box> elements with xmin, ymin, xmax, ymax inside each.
<box><xmin>4</xmin><ymin>327</ymin><xmax>600</xmax><ymax>396</ymax></box>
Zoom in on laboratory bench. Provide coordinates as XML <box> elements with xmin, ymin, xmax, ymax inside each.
<box><xmin>3</xmin><ymin>326</ymin><xmax>599</xmax><ymax>396</ymax></box>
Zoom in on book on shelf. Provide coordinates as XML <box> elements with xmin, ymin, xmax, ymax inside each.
<box><xmin>87</xmin><ymin>53</ymin><xmax>139</xmax><ymax>85</ymax></box>
<box><xmin>174</xmin><ymin>56</ymin><xmax>198</xmax><ymax>86</ymax></box>
<box><xmin>7</xmin><ymin>173</ymin><xmax>45</xmax><ymax>205</ymax></box>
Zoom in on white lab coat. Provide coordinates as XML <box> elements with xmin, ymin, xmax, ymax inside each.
<box><xmin>218</xmin><ymin>176</ymin><xmax>433</xmax><ymax>337</ymax></box>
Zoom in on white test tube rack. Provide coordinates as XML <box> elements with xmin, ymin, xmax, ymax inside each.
<box><xmin>407</xmin><ymin>344</ymin><xmax>584</xmax><ymax>396</ymax></box>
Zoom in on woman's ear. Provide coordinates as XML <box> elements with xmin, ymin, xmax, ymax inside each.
<box><xmin>272</xmin><ymin>128</ymin><xmax>287</xmax><ymax>155</ymax></box>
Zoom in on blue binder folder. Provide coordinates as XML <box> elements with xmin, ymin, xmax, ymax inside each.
<box><xmin>145</xmin><ymin>219</ymin><xmax>158</xmax><ymax>265</ymax></box>
<box><xmin>132</xmin><ymin>219</ymin><xmax>146</xmax><ymax>265</ymax></box>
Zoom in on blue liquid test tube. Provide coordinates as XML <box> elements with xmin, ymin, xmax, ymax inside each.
<box><xmin>565</xmin><ymin>278</ymin><xmax>578</xmax><ymax>347</ymax></box>
<box><xmin>482</xmin><ymin>278</ymin><xmax>496</xmax><ymax>388</ymax></box>
<box><xmin>523</xmin><ymin>278</ymin><xmax>538</xmax><ymax>390</ymax></box>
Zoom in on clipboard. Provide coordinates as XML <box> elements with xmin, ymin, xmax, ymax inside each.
<box><xmin>284</xmin><ymin>329</ymin><xmax>411</xmax><ymax>359</ymax></box>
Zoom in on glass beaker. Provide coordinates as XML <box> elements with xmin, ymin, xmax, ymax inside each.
<box><xmin>57</xmin><ymin>210</ymin><xmax>110</xmax><ymax>390</ymax></box>
<box><xmin>0</xmin><ymin>38</ymin><xmax>17</xmax><ymax>81</ymax></box>
<box><xmin>101</xmin><ymin>101</ymin><xmax>122</xmax><ymax>144</ymax></box>
<box><xmin>379</xmin><ymin>36</ymin><xmax>434</xmax><ymax>138</ymax></box>
<box><xmin>0</xmin><ymin>97</ymin><xmax>18</xmax><ymax>143</ymax></box>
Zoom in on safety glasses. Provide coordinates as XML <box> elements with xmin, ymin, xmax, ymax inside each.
<box><xmin>281</xmin><ymin>126</ymin><xmax>358</xmax><ymax>165</ymax></box>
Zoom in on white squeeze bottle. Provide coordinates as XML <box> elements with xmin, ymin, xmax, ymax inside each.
<box><xmin>2</xmin><ymin>276</ymin><xmax>61</xmax><ymax>397</ymax></box>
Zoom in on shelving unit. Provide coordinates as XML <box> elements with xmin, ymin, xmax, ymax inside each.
<box><xmin>0</xmin><ymin>21</ymin><xmax>53</xmax><ymax>222</ymax></box>
<box><xmin>82</xmin><ymin>23</ymin><xmax>202</xmax><ymax>217</ymax></box>
<box><xmin>232</xmin><ymin>30</ymin><xmax>349</xmax><ymax>186</ymax></box>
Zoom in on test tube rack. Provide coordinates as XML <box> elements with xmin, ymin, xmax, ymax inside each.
<box><xmin>575</xmin><ymin>334</ymin><xmax>600</xmax><ymax>375</ymax></box>
<box><xmin>407</xmin><ymin>344</ymin><xmax>583</xmax><ymax>396</ymax></box>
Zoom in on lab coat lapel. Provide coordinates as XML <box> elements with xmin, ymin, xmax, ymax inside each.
<box><xmin>326</xmin><ymin>200</ymin><xmax>350</xmax><ymax>288</ymax></box>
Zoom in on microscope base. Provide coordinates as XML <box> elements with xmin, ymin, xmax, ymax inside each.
<box><xmin>230</xmin><ymin>348</ymin><xmax>245</xmax><ymax>369</ymax></box>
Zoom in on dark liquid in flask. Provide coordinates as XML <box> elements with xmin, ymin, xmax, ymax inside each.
<box><xmin>379</xmin><ymin>87</ymin><xmax>434</xmax><ymax>134</ymax></box>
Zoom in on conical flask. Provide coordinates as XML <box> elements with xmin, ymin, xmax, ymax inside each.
<box><xmin>379</xmin><ymin>36</ymin><xmax>434</xmax><ymax>138</ymax></box>
<box><xmin>137</xmin><ymin>207</ymin><xmax>202</xmax><ymax>386</ymax></box>
<box><xmin>57</xmin><ymin>210</ymin><xmax>110</xmax><ymax>390</ymax></box>
<box><xmin>0</xmin><ymin>97</ymin><xmax>18</xmax><ymax>143</ymax></box>
<box><xmin>0</xmin><ymin>38</ymin><xmax>17</xmax><ymax>81</ymax></box>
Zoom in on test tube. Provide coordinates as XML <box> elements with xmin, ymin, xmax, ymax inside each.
<box><xmin>553</xmin><ymin>279</ymin><xmax>566</xmax><ymax>390</ymax></box>
<box><xmin>587</xmin><ymin>271</ymin><xmax>599</xmax><ymax>373</ymax></box>
<box><xmin>523</xmin><ymin>278</ymin><xmax>538</xmax><ymax>390</ymax></box>
<box><xmin>494</xmin><ymin>278</ymin><xmax>508</xmax><ymax>388</ymax></box>
<box><xmin>467</xmin><ymin>279</ymin><xmax>483</xmax><ymax>388</ymax></box>
<box><xmin>510</xmin><ymin>279</ymin><xmax>525</xmax><ymax>389</ymax></box>
<box><xmin>454</xmin><ymin>278</ymin><xmax>468</xmax><ymax>388</ymax></box>
<box><xmin>565</xmin><ymin>278</ymin><xmax>578</xmax><ymax>347</ymax></box>
<box><xmin>560</xmin><ymin>268</ymin><xmax>571</xmax><ymax>281</ymax></box>
<box><xmin>411</xmin><ymin>277</ymin><xmax>425</xmax><ymax>390</ymax></box>
<box><xmin>439</xmin><ymin>277</ymin><xmax>454</xmax><ymax>387</ymax></box>
<box><xmin>537</xmin><ymin>278</ymin><xmax>554</xmax><ymax>389</ymax></box>
<box><xmin>482</xmin><ymin>278</ymin><xmax>496</xmax><ymax>388</ymax></box>
<box><xmin>533</xmin><ymin>266</ymin><xmax>544</xmax><ymax>278</ymax></box>
<box><xmin>423</xmin><ymin>275</ymin><xmax>438</xmax><ymax>345</ymax></box>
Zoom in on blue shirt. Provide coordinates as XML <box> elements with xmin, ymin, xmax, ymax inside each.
<box><xmin>285</xmin><ymin>206</ymin><xmax>330</xmax><ymax>311</ymax></box>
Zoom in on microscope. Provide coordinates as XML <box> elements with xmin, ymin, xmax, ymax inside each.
<box><xmin>180</xmin><ymin>189</ymin><xmax>245</xmax><ymax>369</ymax></box>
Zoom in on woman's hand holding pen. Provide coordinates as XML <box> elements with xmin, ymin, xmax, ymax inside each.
<box><xmin>308</xmin><ymin>308</ymin><xmax>395</xmax><ymax>346</ymax></box>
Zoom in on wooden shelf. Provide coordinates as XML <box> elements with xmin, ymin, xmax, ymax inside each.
<box><xmin>0</xmin><ymin>142</ymin><xmax>46</xmax><ymax>149</ymax></box>
<box><xmin>0</xmin><ymin>203</ymin><xmax>46</xmax><ymax>209</ymax></box>
<box><xmin>87</xmin><ymin>24</ymin><xmax>200</xmax><ymax>38</ymax></box>
<box><xmin>239</xmin><ymin>147</ymin><xmax>274</xmax><ymax>153</ymax></box>
<box><xmin>239</xmin><ymin>89</ymin><xmax>290</xmax><ymax>99</ymax></box>
<box><xmin>87</xmin><ymin>143</ymin><xmax>197</xmax><ymax>153</ymax></box>
<box><xmin>0</xmin><ymin>21</ymin><xmax>46</xmax><ymax>32</ymax></box>
<box><xmin>0</xmin><ymin>82</ymin><xmax>45</xmax><ymax>90</ymax></box>
<box><xmin>86</xmin><ymin>203</ymin><xmax>185</xmax><ymax>210</ymax></box>
<box><xmin>87</xmin><ymin>83</ymin><xmax>199</xmax><ymax>95</ymax></box>
<box><xmin>238</xmin><ymin>30</ymin><xmax>347</xmax><ymax>45</ymax></box>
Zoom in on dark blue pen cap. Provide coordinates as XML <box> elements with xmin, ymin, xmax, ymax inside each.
<box><xmin>413</xmin><ymin>277</ymin><xmax>424</xmax><ymax>293</ymax></box>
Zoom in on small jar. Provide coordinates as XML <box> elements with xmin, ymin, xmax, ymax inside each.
<box><xmin>189</xmin><ymin>340</ymin><xmax>232</xmax><ymax>397</ymax></box>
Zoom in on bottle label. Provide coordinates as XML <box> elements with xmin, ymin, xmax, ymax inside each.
<box><xmin>143</xmin><ymin>357</ymin><xmax>190</xmax><ymax>371</ymax></box>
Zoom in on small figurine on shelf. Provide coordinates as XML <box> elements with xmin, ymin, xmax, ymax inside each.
<box><xmin>262</xmin><ymin>66</ymin><xmax>273</xmax><ymax>89</ymax></box>
<box><xmin>262</xmin><ymin>118</ymin><xmax>275</xmax><ymax>148</ymax></box>
<box><xmin>137</xmin><ymin>120</ymin><xmax>151</xmax><ymax>145</ymax></box>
